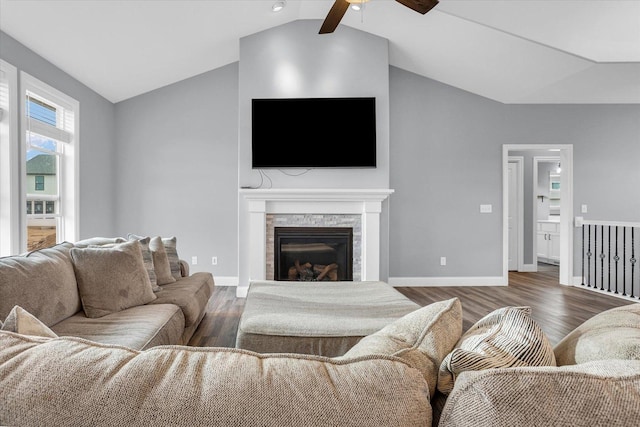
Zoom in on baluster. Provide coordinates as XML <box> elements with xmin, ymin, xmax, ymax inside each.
<box><xmin>587</xmin><ymin>225</ymin><xmax>592</xmax><ymax>287</ymax></box>
<box><xmin>599</xmin><ymin>225</ymin><xmax>605</xmax><ymax>290</ymax></box>
<box><xmin>607</xmin><ymin>226</ymin><xmax>611</xmax><ymax>292</ymax></box>
<box><xmin>631</xmin><ymin>228</ymin><xmax>636</xmax><ymax>299</ymax></box>
<box><xmin>614</xmin><ymin>226</ymin><xmax>619</xmax><ymax>294</ymax></box>
<box><xmin>623</xmin><ymin>227</ymin><xmax>627</xmax><ymax>296</ymax></box>
<box><xmin>581</xmin><ymin>225</ymin><xmax>585</xmax><ymax>286</ymax></box>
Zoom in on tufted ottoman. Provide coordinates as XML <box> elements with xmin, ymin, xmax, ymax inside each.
<box><xmin>235</xmin><ymin>280</ymin><xmax>421</xmax><ymax>357</ymax></box>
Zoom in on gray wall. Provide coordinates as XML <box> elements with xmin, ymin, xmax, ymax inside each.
<box><xmin>114</xmin><ymin>63</ymin><xmax>239</xmax><ymax>277</ymax></box>
<box><xmin>5</xmin><ymin>25</ymin><xmax>638</xmax><ymax>282</ymax></box>
<box><xmin>0</xmin><ymin>31</ymin><xmax>116</xmax><ymax>239</ymax></box>
<box><xmin>389</xmin><ymin>66</ymin><xmax>640</xmax><ymax>278</ymax></box>
<box><xmin>238</xmin><ymin>20</ymin><xmax>390</xmax><ymax>189</ymax></box>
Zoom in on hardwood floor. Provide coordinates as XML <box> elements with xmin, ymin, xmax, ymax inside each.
<box><xmin>189</xmin><ymin>267</ymin><xmax>637</xmax><ymax>348</ymax></box>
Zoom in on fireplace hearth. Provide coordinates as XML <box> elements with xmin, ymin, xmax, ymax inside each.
<box><xmin>274</xmin><ymin>227</ymin><xmax>353</xmax><ymax>281</ymax></box>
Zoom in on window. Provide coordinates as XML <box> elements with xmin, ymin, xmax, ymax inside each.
<box><xmin>21</xmin><ymin>73</ymin><xmax>79</xmax><ymax>252</ymax></box>
<box><xmin>26</xmin><ymin>201</ymin><xmax>32</xmax><ymax>215</ymax></box>
<box><xmin>35</xmin><ymin>175</ymin><xmax>45</xmax><ymax>191</ymax></box>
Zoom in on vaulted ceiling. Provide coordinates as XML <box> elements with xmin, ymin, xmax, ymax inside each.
<box><xmin>1</xmin><ymin>0</ymin><xmax>638</xmax><ymax>104</ymax></box>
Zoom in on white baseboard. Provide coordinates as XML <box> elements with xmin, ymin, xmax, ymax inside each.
<box><xmin>213</xmin><ymin>276</ymin><xmax>239</xmax><ymax>287</ymax></box>
<box><xmin>570</xmin><ymin>276</ymin><xmax>639</xmax><ymax>302</ymax></box>
<box><xmin>236</xmin><ymin>286</ymin><xmax>249</xmax><ymax>298</ymax></box>
<box><xmin>519</xmin><ymin>264</ymin><xmax>537</xmax><ymax>272</ymax></box>
<box><xmin>388</xmin><ymin>276</ymin><xmax>507</xmax><ymax>287</ymax></box>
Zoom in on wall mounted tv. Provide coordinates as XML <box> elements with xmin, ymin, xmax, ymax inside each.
<box><xmin>251</xmin><ymin>97</ymin><xmax>376</xmax><ymax>168</ymax></box>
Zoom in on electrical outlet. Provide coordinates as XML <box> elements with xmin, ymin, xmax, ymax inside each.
<box><xmin>212</xmin><ymin>256</ymin><xmax>218</xmax><ymax>265</ymax></box>
<box><xmin>191</xmin><ymin>256</ymin><xmax>197</xmax><ymax>265</ymax></box>
<box><xmin>440</xmin><ymin>257</ymin><xmax>447</xmax><ymax>266</ymax></box>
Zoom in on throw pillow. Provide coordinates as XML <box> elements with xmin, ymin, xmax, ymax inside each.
<box><xmin>162</xmin><ymin>236</ymin><xmax>182</xmax><ymax>280</ymax></box>
<box><xmin>126</xmin><ymin>235</ymin><xmax>161</xmax><ymax>291</ymax></box>
<box><xmin>74</xmin><ymin>236</ymin><xmax>125</xmax><ymax>248</ymax></box>
<box><xmin>341</xmin><ymin>297</ymin><xmax>463</xmax><ymax>399</ymax></box>
<box><xmin>437</xmin><ymin>306</ymin><xmax>556</xmax><ymax>395</ymax></box>
<box><xmin>70</xmin><ymin>240</ymin><xmax>157</xmax><ymax>318</ymax></box>
<box><xmin>554</xmin><ymin>304</ymin><xmax>640</xmax><ymax>366</ymax></box>
<box><xmin>148</xmin><ymin>236</ymin><xmax>176</xmax><ymax>285</ymax></box>
<box><xmin>1</xmin><ymin>305</ymin><xmax>58</xmax><ymax>338</ymax></box>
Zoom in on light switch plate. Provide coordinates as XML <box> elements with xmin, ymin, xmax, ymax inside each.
<box><xmin>480</xmin><ymin>204</ymin><xmax>492</xmax><ymax>213</ymax></box>
<box><xmin>581</xmin><ymin>204</ymin><xmax>588</xmax><ymax>213</ymax></box>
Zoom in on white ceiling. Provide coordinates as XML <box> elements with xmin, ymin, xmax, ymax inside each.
<box><xmin>1</xmin><ymin>0</ymin><xmax>638</xmax><ymax>104</ymax></box>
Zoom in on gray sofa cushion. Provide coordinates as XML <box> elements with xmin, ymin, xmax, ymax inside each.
<box><xmin>554</xmin><ymin>303</ymin><xmax>640</xmax><ymax>366</ymax></box>
<box><xmin>51</xmin><ymin>304</ymin><xmax>185</xmax><ymax>350</ymax></box>
<box><xmin>0</xmin><ymin>332</ymin><xmax>433</xmax><ymax>427</ymax></box>
<box><xmin>70</xmin><ymin>240</ymin><xmax>157</xmax><ymax>318</ymax></box>
<box><xmin>0</xmin><ymin>242</ymin><xmax>81</xmax><ymax>326</ymax></box>
<box><xmin>148</xmin><ymin>272</ymin><xmax>214</xmax><ymax>328</ymax></box>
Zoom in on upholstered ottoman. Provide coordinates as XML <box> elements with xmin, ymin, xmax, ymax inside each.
<box><xmin>235</xmin><ymin>280</ymin><xmax>421</xmax><ymax>357</ymax></box>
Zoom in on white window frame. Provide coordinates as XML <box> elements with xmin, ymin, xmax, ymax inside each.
<box><xmin>20</xmin><ymin>72</ymin><xmax>79</xmax><ymax>251</ymax></box>
<box><xmin>0</xmin><ymin>59</ymin><xmax>20</xmax><ymax>256</ymax></box>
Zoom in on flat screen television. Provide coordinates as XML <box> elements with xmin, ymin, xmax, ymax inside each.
<box><xmin>251</xmin><ymin>97</ymin><xmax>376</xmax><ymax>168</ymax></box>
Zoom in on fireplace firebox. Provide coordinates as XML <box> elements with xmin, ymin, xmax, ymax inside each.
<box><xmin>274</xmin><ymin>227</ymin><xmax>353</xmax><ymax>281</ymax></box>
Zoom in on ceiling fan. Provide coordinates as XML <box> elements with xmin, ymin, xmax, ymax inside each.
<box><xmin>319</xmin><ymin>0</ymin><xmax>439</xmax><ymax>34</ymax></box>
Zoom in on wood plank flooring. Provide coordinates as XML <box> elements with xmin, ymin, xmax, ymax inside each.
<box><xmin>188</xmin><ymin>266</ymin><xmax>637</xmax><ymax>348</ymax></box>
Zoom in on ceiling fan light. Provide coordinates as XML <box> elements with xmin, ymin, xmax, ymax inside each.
<box><xmin>272</xmin><ymin>1</ymin><xmax>286</xmax><ymax>12</ymax></box>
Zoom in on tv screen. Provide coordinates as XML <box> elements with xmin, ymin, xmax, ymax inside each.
<box><xmin>251</xmin><ymin>97</ymin><xmax>376</xmax><ymax>168</ymax></box>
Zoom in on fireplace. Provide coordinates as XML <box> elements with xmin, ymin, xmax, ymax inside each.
<box><xmin>274</xmin><ymin>227</ymin><xmax>353</xmax><ymax>281</ymax></box>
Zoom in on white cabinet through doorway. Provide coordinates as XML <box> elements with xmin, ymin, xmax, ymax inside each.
<box><xmin>537</xmin><ymin>221</ymin><xmax>560</xmax><ymax>264</ymax></box>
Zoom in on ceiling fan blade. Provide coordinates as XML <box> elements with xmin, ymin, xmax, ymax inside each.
<box><xmin>395</xmin><ymin>0</ymin><xmax>439</xmax><ymax>15</ymax></box>
<box><xmin>319</xmin><ymin>0</ymin><xmax>350</xmax><ymax>34</ymax></box>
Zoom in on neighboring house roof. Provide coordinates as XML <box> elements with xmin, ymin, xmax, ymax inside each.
<box><xmin>26</xmin><ymin>155</ymin><xmax>56</xmax><ymax>175</ymax></box>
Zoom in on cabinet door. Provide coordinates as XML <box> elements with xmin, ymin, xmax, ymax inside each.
<box><xmin>537</xmin><ymin>232</ymin><xmax>549</xmax><ymax>258</ymax></box>
<box><xmin>549</xmin><ymin>233</ymin><xmax>561</xmax><ymax>262</ymax></box>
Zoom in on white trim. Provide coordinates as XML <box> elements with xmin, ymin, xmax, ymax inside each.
<box><xmin>389</xmin><ymin>277</ymin><xmax>507</xmax><ymax>287</ymax></box>
<box><xmin>236</xmin><ymin>286</ymin><xmax>249</xmax><ymax>298</ymax></box>
<box><xmin>212</xmin><ymin>276</ymin><xmax>239</xmax><ymax>287</ymax></box>
<box><xmin>237</xmin><ymin>188</ymin><xmax>394</xmax><ymax>298</ymax></box>
<box><xmin>0</xmin><ymin>59</ymin><xmax>20</xmax><ymax>256</ymax></box>
<box><xmin>503</xmin><ymin>144</ymin><xmax>573</xmax><ymax>287</ymax></box>
<box><xmin>20</xmin><ymin>72</ymin><xmax>80</xmax><ymax>250</ymax></box>
<box><xmin>571</xmin><ymin>276</ymin><xmax>639</xmax><ymax>302</ymax></box>
<box><xmin>519</xmin><ymin>263</ymin><xmax>538</xmax><ymax>272</ymax></box>
<box><xmin>508</xmin><ymin>156</ymin><xmax>524</xmax><ymax>271</ymax></box>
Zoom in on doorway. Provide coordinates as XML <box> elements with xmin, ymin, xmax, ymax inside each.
<box><xmin>502</xmin><ymin>145</ymin><xmax>574</xmax><ymax>286</ymax></box>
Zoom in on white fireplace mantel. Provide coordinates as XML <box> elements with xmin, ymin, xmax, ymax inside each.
<box><xmin>237</xmin><ymin>188</ymin><xmax>394</xmax><ymax>297</ymax></box>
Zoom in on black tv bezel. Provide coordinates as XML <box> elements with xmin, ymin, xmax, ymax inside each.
<box><xmin>251</xmin><ymin>97</ymin><xmax>377</xmax><ymax>169</ymax></box>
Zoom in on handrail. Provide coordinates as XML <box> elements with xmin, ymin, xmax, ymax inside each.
<box><xmin>581</xmin><ymin>219</ymin><xmax>640</xmax><ymax>228</ymax></box>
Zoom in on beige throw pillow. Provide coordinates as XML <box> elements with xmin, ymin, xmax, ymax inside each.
<box><xmin>161</xmin><ymin>237</ymin><xmax>181</xmax><ymax>280</ymax></box>
<box><xmin>125</xmin><ymin>235</ymin><xmax>161</xmax><ymax>291</ymax></box>
<box><xmin>437</xmin><ymin>306</ymin><xmax>556</xmax><ymax>395</ymax></box>
<box><xmin>554</xmin><ymin>304</ymin><xmax>640</xmax><ymax>366</ymax></box>
<box><xmin>341</xmin><ymin>297</ymin><xmax>463</xmax><ymax>399</ymax></box>
<box><xmin>149</xmin><ymin>236</ymin><xmax>176</xmax><ymax>285</ymax></box>
<box><xmin>70</xmin><ymin>240</ymin><xmax>157</xmax><ymax>318</ymax></box>
<box><xmin>1</xmin><ymin>305</ymin><xmax>58</xmax><ymax>338</ymax></box>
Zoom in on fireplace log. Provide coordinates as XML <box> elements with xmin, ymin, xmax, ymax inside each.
<box><xmin>314</xmin><ymin>263</ymin><xmax>338</xmax><ymax>281</ymax></box>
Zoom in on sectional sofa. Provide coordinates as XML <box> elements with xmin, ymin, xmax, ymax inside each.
<box><xmin>1</xmin><ymin>239</ymin><xmax>639</xmax><ymax>426</ymax></box>
<box><xmin>0</xmin><ymin>237</ymin><xmax>214</xmax><ymax>349</ymax></box>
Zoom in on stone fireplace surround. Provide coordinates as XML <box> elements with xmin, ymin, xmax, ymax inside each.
<box><xmin>237</xmin><ymin>189</ymin><xmax>394</xmax><ymax>297</ymax></box>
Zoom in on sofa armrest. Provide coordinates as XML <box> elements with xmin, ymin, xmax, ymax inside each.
<box><xmin>179</xmin><ymin>259</ymin><xmax>189</xmax><ymax>277</ymax></box>
<box><xmin>438</xmin><ymin>359</ymin><xmax>640</xmax><ymax>427</ymax></box>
